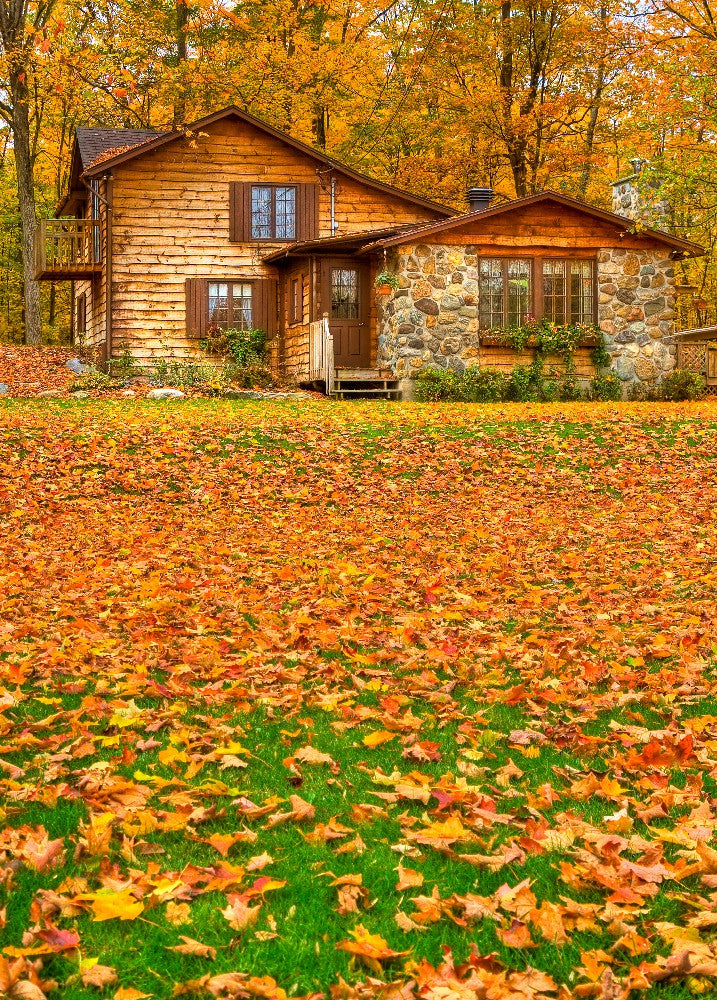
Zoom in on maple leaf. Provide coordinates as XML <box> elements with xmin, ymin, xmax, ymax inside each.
<box><xmin>221</xmin><ymin>894</ymin><xmax>261</xmax><ymax>931</ymax></box>
<box><xmin>336</xmin><ymin>925</ymin><xmax>410</xmax><ymax>974</ymax></box>
<box><xmin>294</xmin><ymin>745</ymin><xmax>335</xmax><ymax>766</ymax></box>
<box><xmin>266</xmin><ymin>795</ymin><xmax>315</xmax><ymax>827</ymax></box>
<box><xmin>363</xmin><ymin>731</ymin><xmax>397</xmax><ymax>747</ymax></box>
<box><xmin>86</xmin><ymin>888</ymin><xmax>144</xmax><ymax>922</ymax></box>
<box><xmin>408</xmin><ymin>816</ymin><xmax>472</xmax><ymax>849</ymax></box>
<box><xmin>396</xmin><ymin>864</ymin><xmax>424</xmax><ymax>890</ymax></box>
<box><xmin>81</xmin><ymin>961</ymin><xmax>118</xmax><ymax>988</ymax></box>
<box><xmin>496</xmin><ymin>919</ymin><xmax>536</xmax><ymax>949</ymax></box>
<box><xmin>168</xmin><ymin>936</ymin><xmax>217</xmax><ymax>959</ymax></box>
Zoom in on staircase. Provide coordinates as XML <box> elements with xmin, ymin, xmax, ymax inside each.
<box><xmin>331</xmin><ymin>368</ymin><xmax>400</xmax><ymax>400</ymax></box>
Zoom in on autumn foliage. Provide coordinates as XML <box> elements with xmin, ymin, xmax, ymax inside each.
<box><xmin>2</xmin><ymin>400</ymin><xmax>717</xmax><ymax>998</ymax></box>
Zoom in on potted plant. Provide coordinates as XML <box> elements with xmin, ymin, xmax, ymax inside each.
<box><xmin>375</xmin><ymin>270</ymin><xmax>400</xmax><ymax>295</ymax></box>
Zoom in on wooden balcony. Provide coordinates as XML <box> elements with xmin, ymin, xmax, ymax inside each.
<box><xmin>35</xmin><ymin>219</ymin><xmax>102</xmax><ymax>280</ymax></box>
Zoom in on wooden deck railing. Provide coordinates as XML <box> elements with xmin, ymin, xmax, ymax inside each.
<box><xmin>308</xmin><ymin>314</ymin><xmax>334</xmax><ymax>393</ymax></box>
<box><xmin>35</xmin><ymin>219</ymin><xmax>102</xmax><ymax>279</ymax></box>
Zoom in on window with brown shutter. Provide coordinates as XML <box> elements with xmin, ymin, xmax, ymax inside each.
<box><xmin>229</xmin><ymin>183</ymin><xmax>319</xmax><ymax>243</ymax></box>
<box><xmin>185</xmin><ymin>277</ymin><xmax>278</xmax><ymax>337</ymax></box>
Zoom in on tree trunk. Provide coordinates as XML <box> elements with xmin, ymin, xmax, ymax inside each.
<box><xmin>173</xmin><ymin>0</ymin><xmax>189</xmax><ymax>127</ymax></box>
<box><xmin>11</xmin><ymin>72</ymin><xmax>41</xmax><ymax>345</ymax></box>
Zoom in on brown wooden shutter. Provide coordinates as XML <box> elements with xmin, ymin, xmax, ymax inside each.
<box><xmin>297</xmin><ymin>184</ymin><xmax>319</xmax><ymax>241</ymax></box>
<box><xmin>253</xmin><ymin>278</ymin><xmax>279</xmax><ymax>337</ymax></box>
<box><xmin>229</xmin><ymin>182</ymin><xmax>253</xmax><ymax>242</ymax></box>
<box><xmin>185</xmin><ymin>277</ymin><xmax>207</xmax><ymax>338</ymax></box>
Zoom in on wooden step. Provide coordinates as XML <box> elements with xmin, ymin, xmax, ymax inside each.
<box><xmin>335</xmin><ymin>368</ymin><xmax>393</xmax><ymax>381</ymax></box>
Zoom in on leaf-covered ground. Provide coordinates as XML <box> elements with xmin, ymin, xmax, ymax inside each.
<box><xmin>3</xmin><ymin>399</ymin><xmax>717</xmax><ymax>1000</ymax></box>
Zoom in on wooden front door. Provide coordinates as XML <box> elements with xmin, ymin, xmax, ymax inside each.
<box><xmin>322</xmin><ymin>259</ymin><xmax>370</xmax><ymax>367</ymax></box>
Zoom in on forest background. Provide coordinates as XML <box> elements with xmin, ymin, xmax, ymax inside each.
<box><xmin>0</xmin><ymin>0</ymin><xmax>713</xmax><ymax>345</ymax></box>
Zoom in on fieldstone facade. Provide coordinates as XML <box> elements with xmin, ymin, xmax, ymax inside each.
<box><xmin>598</xmin><ymin>249</ymin><xmax>677</xmax><ymax>386</ymax></box>
<box><xmin>377</xmin><ymin>244</ymin><xmax>481</xmax><ymax>385</ymax></box>
<box><xmin>377</xmin><ymin>242</ymin><xmax>677</xmax><ymax>395</ymax></box>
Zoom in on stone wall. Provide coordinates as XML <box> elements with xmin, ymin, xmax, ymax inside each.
<box><xmin>377</xmin><ymin>242</ymin><xmax>677</xmax><ymax>395</ymax></box>
<box><xmin>376</xmin><ymin>244</ymin><xmax>481</xmax><ymax>387</ymax></box>
<box><xmin>597</xmin><ymin>248</ymin><xmax>676</xmax><ymax>387</ymax></box>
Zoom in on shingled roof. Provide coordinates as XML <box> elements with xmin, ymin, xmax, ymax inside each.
<box><xmin>75</xmin><ymin>127</ymin><xmax>167</xmax><ymax>169</ymax></box>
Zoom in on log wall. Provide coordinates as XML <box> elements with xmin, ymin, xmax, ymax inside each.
<box><xmin>109</xmin><ymin>117</ymin><xmax>444</xmax><ymax>365</ymax></box>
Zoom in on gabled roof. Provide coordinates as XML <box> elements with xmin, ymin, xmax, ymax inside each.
<box><xmin>358</xmin><ymin>190</ymin><xmax>705</xmax><ymax>258</ymax></box>
<box><xmin>80</xmin><ymin>106</ymin><xmax>454</xmax><ymax>218</ymax></box>
<box><xmin>75</xmin><ymin>127</ymin><xmax>167</xmax><ymax>170</ymax></box>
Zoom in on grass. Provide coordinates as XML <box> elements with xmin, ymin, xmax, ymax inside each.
<box><xmin>2</xmin><ymin>398</ymin><xmax>717</xmax><ymax>998</ymax></box>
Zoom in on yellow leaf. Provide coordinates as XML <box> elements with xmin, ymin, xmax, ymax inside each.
<box><xmin>363</xmin><ymin>731</ymin><xmax>396</xmax><ymax>747</ymax></box>
<box><xmin>88</xmin><ymin>888</ymin><xmax>144</xmax><ymax>922</ymax></box>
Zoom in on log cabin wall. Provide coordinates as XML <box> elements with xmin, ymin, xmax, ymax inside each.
<box><xmin>108</xmin><ymin>117</ymin><xmax>444</xmax><ymax>366</ymax></box>
<box><xmin>74</xmin><ymin>183</ymin><xmax>108</xmax><ymax>362</ymax></box>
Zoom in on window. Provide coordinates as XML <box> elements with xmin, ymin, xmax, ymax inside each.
<box><xmin>543</xmin><ymin>260</ymin><xmax>594</xmax><ymax>324</ymax></box>
<box><xmin>208</xmin><ymin>282</ymin><xmax>253</xmax><ymax>329</ymax></box>
<box><xmin>478</xmin><ymin>256</ymin><xmax>596</xmax><ymax>328</ymax></box>
<box><xmin>479</xmin><ymin>258</ymin><xmax>532</xmax><ymax>328</ymax></box>
<box><xmin>290</xmin><ymin>277</ymin><xmax>301</xmax><ymax>324</ymax></box>
<box><xmin>75</xmin><ymin>292</ymin><xmax>87</xmax><ymax>338</ymax></box>
<box><xmin>251</xmin><ymin>185</ymin><xmax>296</xmax><ymax>241</ymax></box>
<box><xmin>331</xmin><ymin>267</ymin><xmax>359</xmax><ymax>319</ymax></box>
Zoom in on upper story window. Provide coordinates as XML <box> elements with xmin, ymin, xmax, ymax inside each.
<box><xmin>230</xmin><ymin>182</ymin><xmax>318</xmax><ymax>244</ymax></box>
<box><xmin>251</xmin><ymin>185</ymin><xmax>296</xmax><ymax>241</ymax></box>
<box><xmin>478</xmin><ymin>257</ymin><xmax>596</xmax><ymax>328</ymax></box>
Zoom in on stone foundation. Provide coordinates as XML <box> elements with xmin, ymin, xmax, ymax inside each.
<box><xmin>377</xmin><ymin>243</ymin><xmax>677</xmax><ymax>393</ymax></box>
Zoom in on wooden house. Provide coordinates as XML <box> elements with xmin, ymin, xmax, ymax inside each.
<box><xmin>39</xmin><ymin>106</ymin><xmax>704</xmax><ymax>398</ymax></box>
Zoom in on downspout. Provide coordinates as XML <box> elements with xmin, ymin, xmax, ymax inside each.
<box><xmin>331</xmin><ymin>177</ymin><xmax>337</xmax><ymax>235</ymax></box>
<box><xmin>104</xmin><ymin>172</ymin><xmax>113</xmax><ymax>367</ymax></box>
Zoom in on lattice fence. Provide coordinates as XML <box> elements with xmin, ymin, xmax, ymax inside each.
<box><xmin>677</xmin><ymin>341</ymin><xmax>708</xmax><ymax>374</ymax></box>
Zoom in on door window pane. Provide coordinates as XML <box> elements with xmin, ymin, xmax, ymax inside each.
<box><xmin>570</xmin><ymin>261</ymin><xmax>594</xmax><ymax>323</ymax></box>
<box><xmin>543</xmin><ymin>260</ymin><xmax>567</xmax><ymax>324</ymax></box>
<box><xmin>507</xmin><ymin>260</ymin><xmax>531</xmax><ymax>326</ymax></box>
<box><xmin>275</xmin><ymin>187</ymin><xmax>296</xmax><ymax>240</ymax></box>
<box><xmin>251</xmin><ymin>186</ymin><xmax>273</xmax><ymax>239</ymax></box>
<box><xmin>331</xmin><ymin>268</ymin><xmax>359</xmax><ymax>319</ymax></box>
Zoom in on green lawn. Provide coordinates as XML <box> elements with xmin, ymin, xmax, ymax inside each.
<box><xmin>2</xmin><ymin>398</ymin><xmax>717</xmax><ymax>1000</ymax></box>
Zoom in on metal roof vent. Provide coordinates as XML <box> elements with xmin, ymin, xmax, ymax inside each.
<box><xmin>467</xmin><ymin>187</ymin><xmax>495</xmax><ymax>213</ymax></box>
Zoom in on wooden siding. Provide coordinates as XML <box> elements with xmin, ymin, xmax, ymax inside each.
<box><xmin>109</xmin><ymin>117</ymin><xmax>444</xmax><ymax>363</ymax></box>
<box><xmin>74</xmin><ymin>184</ymin><xmax>108</xmax><ymax>359</ymax></box>
<box><xmin>479</xmin><ymin>345</ymin><xmax>597</xmax><ymax>378</ymax></box>
<box><xmin>403</xmin><ymin>203</ymin><xmax>669</xmax><ymax>252</ymax></box>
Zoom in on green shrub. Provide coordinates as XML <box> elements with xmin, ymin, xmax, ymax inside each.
<box><xmin>461</xmin><ymin>366</ymin><xmax>507</xmax><ymax>402</ymax></box>
<box><xmin>414</xmin><ymin>366</ymin><xmax>463</xmax><ymax>402</ymax></box>
<box><xmin>660</xmin><ymin>368</ymin><xmax>706</xmax><ymax>401</ymax></box>
<box><xmin>202</xmin><ymin>325</ymin><xmax>267</xmax><ymax>366</ymax></box>
<box><xmin>68</xmin><ymin>370</ymin><xmax>112</xmax><ymax>392</ymax></box>
<box><xmin>590</xmin><ymin>372</ymin><xmax>623</xmax><ymax>401</ymax></box>
<box><xmin>558</xmin><ymin>374</ymin><xmax>584</xmax><ymax>401</ymax></box>
<box><xmin>223</xmin><ymin>361</ymin><xmax>275</xmax><ymax>389</ymax></box>
<box><xmin>505</xmin><ymin>362</ymin><xmax>545</xmax><ymax>402</ymax></box>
